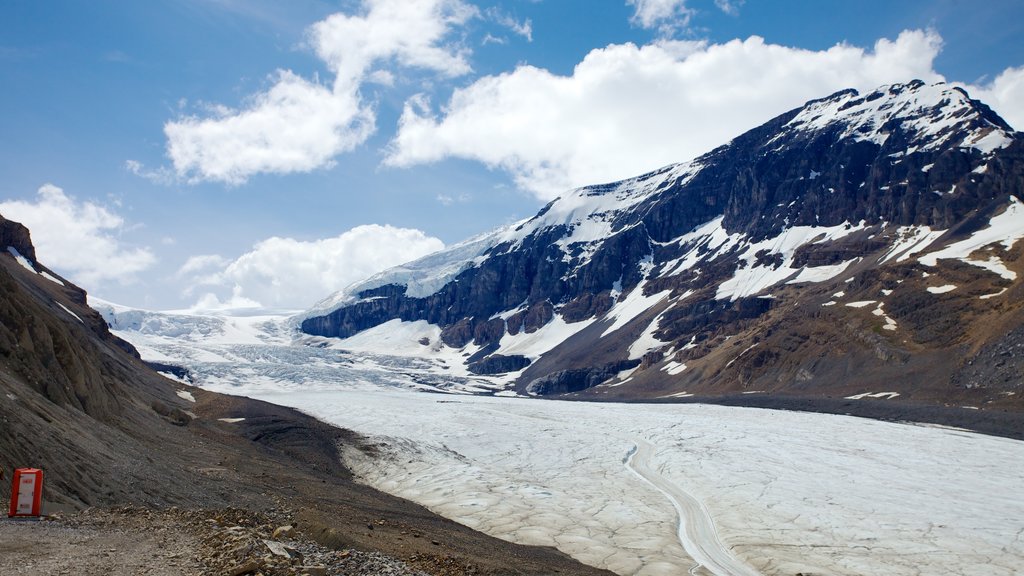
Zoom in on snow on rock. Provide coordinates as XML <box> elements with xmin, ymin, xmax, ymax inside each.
<box><xmin>601</xmin><ymin>280</ymin><xmax>671</xmax><ymax>338</ymax></box>
<box><xmin>871</xmin><ymin>303</ymin><xmax>898</xmax><ymax>331</ymax></box>
<box><xmin>845</xmin><ymin>391</ymin><xmax>901</xmax><ymax>400</ymax></box>
<box><xmin>845</xmin><ymin>300</ymin><xmax>877</xmax><ymax>308</ymax></box>
<box><xmin>6</xmin><ymin>246</ymin><xmax>35</xmax><ymax>273</ymax></box>
<box><xmin>302</xmin><ymin>228</ymin><xmax>506</xmax><ymax>319</ymax></box>
<box><xmin>878</xmin><ymin>226</ymin><xmax>946</xmax><ymax>264</ymax></box>
<box><xmin>919</xmin><ymin>196</ymin><xmax>1024</xmax><ymax>280</ymax></box>
<box><xmin>927</xmin><ymin>285</ymin><xmax>958</xmax><ymax>294</ymax></box>
<box><xmin>56</xmin><ymin>302</ymin><xmax>84</xmax><ymax>324</ymax></box>
<box><xmin>782</xmin><ymin>82</ymin><xmax>1014</xmax><ymax>156</ymax></box>
<box><xmin>176</xmin><ymin>390</ymin><xmax>196</xmax><ymax>403</ymax></box>
<box><xmin>714</xmin><ymin>221</ymin><xmax>865</xmax><ymax>301</ymax></box>
<box><xmin>39</xmin><ymin>271</ymin><xmax>64</xmax><ymax>286</ymax></box>
<box><xmin>497</xmin><ymin>313</ymin><xmax>596</xmax><ymax>362</ymax></box>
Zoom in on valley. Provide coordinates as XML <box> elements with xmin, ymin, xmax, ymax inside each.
<box><xmin>103</xmin><ymin>308</ymin><xmax>1024</xmax><ymax>576</ymax></box>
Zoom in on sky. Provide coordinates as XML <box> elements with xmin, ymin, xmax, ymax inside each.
<box><xmin>1</xmin><ymin>0</ymin><xmax>1022</xmax><ymax>312</ymax></box>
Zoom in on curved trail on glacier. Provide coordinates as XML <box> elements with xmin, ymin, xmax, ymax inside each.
<box><xmin>624</xmin><ymin>439</ymin><xmax>761</xmax><ymax>576</ymax></box>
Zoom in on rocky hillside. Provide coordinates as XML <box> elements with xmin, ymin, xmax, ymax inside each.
<box><xmin>0</xmin><ymin>214</ymin><xmax>612</xmax><ymax>576</ymax></box>
<box><xmin>301</xmin><ymin>81</ymin><xmax>1024</xmax><ymax>411</ymax></box>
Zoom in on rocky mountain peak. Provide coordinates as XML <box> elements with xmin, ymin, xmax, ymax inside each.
<box><xmin>300</xmin><ymin>82</ymin><xmax>1024</xmax><ymax>408</ymax></box>
<box><xmin>781</xmin><ymin>80</ymin><xmax>1014</xmax><ymax>155</ymax></box>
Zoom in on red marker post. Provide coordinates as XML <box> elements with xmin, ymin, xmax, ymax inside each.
<box><xmin>8</xmin><ymin>468</ymin><xmax>43</xmax><ymax>518</ymax></box>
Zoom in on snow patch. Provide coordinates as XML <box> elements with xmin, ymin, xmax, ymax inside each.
<box><xmin>845</xmin><ymin>300</ymin><xmax>876</xmax><ymax>308</ymax></box>
<box><xmin>661</xmin><ymin>361</ymin><xmax>687</xmax><ymax>375</ymax></box>
<box><xmin>878</xmin><ymin>226</ymin><xmax>946</xmax><ymax>264</ymax></box>
<box><xmin>845</xmin><ymin>391</ymin><xmax>900</xmax><ymax>400</ymax></box>
<box><xmin>715</xmin><ymin>221</ymin><xmax>866</xmax><ymax>301</ymax></box>
<box><xmin>919</xmin><ymin>196</ymin><xmax>1024</xmax><ymax>280</ymax></box>
<box><xmin>6</xmin><ymin>246</ymin><xmax>35</xmax><ymax>273</ymax></box>
<box><xmin>56</xmin><ymin>302</ymin><xmax>84</xmax><ymax>323</ymax></box>
<box><xmin>40</xmin><ymin>271</ymin><xmax>65</xmax><ymax>286</ymax></box>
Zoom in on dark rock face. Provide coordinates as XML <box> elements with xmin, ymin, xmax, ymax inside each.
<box><xmin>524</xmin><ymin>360</ymin><xmax>641</xmax><ymax>396</ymax></box>
<box><xmin>0</xmin><ymin>215</ymin><xmax>36</xmax><ymax>262</ymax></box>
<box><xmin>468</xmin><ymin>354</ymin><xmax>531</xmax><ymax>375</ymax></box>
<box><xmin>302</xmin><ymin>82</ymin><xmax>1024</xmax><ymax>407</ymax></box>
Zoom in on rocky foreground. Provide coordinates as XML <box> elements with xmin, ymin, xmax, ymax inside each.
<box><xmin>0</xmin><ymin>506</ymin><xmax>450</xmax><ymax>576</ymax></box>
<box><xmin>0</xmin><ymin>215</ymin><xmax>611</xmax><ymax>576</ymax></box>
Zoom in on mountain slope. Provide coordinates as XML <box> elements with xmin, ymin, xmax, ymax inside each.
<box><xmin>301</xmin><ymin>81</ymin><xmax>1024</xmax><ymax>410</ymax></box>
<box><xmin>0</xmin><ymin>215</ymin><xmax>613</xmax><ymax>576</ymax></box>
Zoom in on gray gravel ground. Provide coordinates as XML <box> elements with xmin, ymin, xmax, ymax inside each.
<box><xmin>0</xmin><ymin>507</ymin><xmax>430</xmax><ymax>576</ymax></box>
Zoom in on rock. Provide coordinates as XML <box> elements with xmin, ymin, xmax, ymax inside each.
<box><xmin>271</xmin><ymin>525</ymin><xmax>294</xmax><ymax>539</ymax></box>
<box><xmin>227</xmin><ymin>560</ymin><xmax>261</xmax><ymax>576</ymax></box>
<box><xmin>262</xmin><ymin>539</ymin><xmax>291</xmax><ymax>558</ymax></box>
<box><xmin>525</xmin><ymin>360</ymin><xmax>641</xmax><ymax>395</ymax></box>
<box><xmin>299</xmin><ymin>566</ymin><xmax>327</xmax><ymax>576</ymax></box>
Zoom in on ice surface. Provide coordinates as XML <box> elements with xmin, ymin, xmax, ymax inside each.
<box><xmin>259</xmin><ymin>389</ymin><xmax>1024</xmax><ymax>576</ymax></box>
<box><xmin>107</xmin><ymin>307</ymin><xmax>1024</xmax><ymax>576</ymax></box>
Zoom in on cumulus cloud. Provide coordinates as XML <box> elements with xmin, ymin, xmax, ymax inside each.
<box><xmin>165</xmin><ymin>0</ymin><xmax>477</xmax><ymax>185</ymax></box>
<box><xmin>178</xmin><ymin>224</ymin><xmax>445</xmax><ymax>309</ymax></box>
<box><xmin>0</xmin><ymin>184</ymin><xmax>156</xmax><ymax>286</ymax></box>
<box><xmin>964</xmin><ymin>66</ymin><xmax>1024</xmax><ymax>130</ymax></box>
<box><xmin>386</xmin><ymin>30</ymin><xmax>948</xmax><ymax>199</ymax></box>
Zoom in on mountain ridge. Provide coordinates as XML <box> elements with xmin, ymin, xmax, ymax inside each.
<box><xmin>301</xmin><ymin>81</ymin><xmax>1024</xmax><ymax>409</ymax></box>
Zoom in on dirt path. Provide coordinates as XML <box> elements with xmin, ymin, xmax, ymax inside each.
<box><xmin>0</xmin><ymin>508</ymin><xmax>204</xmax><ymax>576</ymax></box>
<box><xmin>624</xmin><ymin>439</ymin><xmax>761</xmax><ymax>576</ymax></box>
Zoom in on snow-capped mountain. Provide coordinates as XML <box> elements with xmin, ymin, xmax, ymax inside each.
<box><xmin>301</xmin><ymin>80</ymin><xmax>1024</xmax><ymax>408</ymax></box>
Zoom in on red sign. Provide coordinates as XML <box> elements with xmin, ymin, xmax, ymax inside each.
<box><xmin>8</xmin><ymin>468</ymin><xmax>43</xmax><ymax>518</ymax></box>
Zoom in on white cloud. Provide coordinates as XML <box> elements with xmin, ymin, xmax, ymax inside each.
<box><xmin>310</xmin><ymin>0</ymin><xmax>476</xmax><ymax>83</ymax></box>
<box><xmin>485</xmin><ymin>8</ymin><xmax>532</xmax><ymax>42</ymax></box>
<box><xmin>124</xmin><ymin>159</ymin><xmax>175</xmax><ymax>185</ymax></box>
<box><xmin>179</xmin><ymin>224</ymin><xmax>445</xmax><ymax>310</ymax></box>
<box><xmin>963</xmin><ymin>66</ymin><xmax>1024</xmax><ymax>131</ymax></box>
<box><xmin>0</xmin><ymin>184</ymin><xmax>156</xmax><ymax>286</ymax></box>
<box><xmin>190</xmin><ymin>286</ymin><xmax>263</xmax><ymax>312</ymax></box>
<box><xmin>627</xmin><ymin>0</ymin><xmax>694</xmax><ymax>32</ymax></box>
<box><xmin>166</xmin><ymin>71</ymin><xmax>371</xmax><ymax>185</ymax></box>
<box><xmin>714</xmin><ymin>0</ymin><xmax>744</xmax><ymax>15</ymax></box>
<box><xmin>386</xmin><ymin>30</ymin><xmax>949</xmax><ymax>199</ymax></box>
<box><xmin>164</xmin><ymin>0</ymin><xmax>477</xmax><ymax>185</ymax></box>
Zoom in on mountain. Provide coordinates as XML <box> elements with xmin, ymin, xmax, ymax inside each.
<box><xmin>301</xmin><ymin>81</ymin><xmax>1024</xmax><ymax>411</ymax></box>
<box><xmin>0</xmin><ymin>214</ymin><xmax>614</xmax><ymax>576</ymax></box>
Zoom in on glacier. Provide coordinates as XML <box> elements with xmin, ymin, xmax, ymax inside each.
<box><xmin>97</xmin><ymin>302</ymin><xmax>1024</xmax><ymax>576</ymax></box>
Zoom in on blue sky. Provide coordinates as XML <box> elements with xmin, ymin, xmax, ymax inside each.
<box><xmin>1</xmin><ymin>0</ymin><xmax>1022</xmax><ymax>311</ymax></box>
